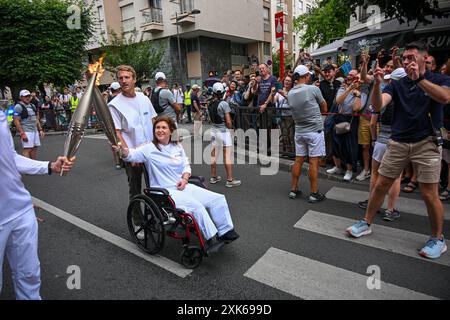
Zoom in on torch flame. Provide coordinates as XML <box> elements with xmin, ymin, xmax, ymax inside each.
<box><xmin>88</xmin><ymin>55</ymin><xmax>106</xmax><ymax>86</ymax></box>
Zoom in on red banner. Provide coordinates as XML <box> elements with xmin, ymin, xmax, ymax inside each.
<box><xmin>275</xmin><ymin>12</ymin><xmax>284</xmax><ymax>42</ymax></box>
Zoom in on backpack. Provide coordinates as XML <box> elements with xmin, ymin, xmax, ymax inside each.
<box><xmin>150</xmin><ymin>88</ymin><xmax>165</xmax><ymax>114</ymax></box>
<box><xmin>17</xmin><ymin>102</ymin><xmax>36</xmax><ymax>120</ymax></box>
<box><xmin>208</xmin><ymin>100</ymin><xmax>224</xmax><ymax>124</ymax></box>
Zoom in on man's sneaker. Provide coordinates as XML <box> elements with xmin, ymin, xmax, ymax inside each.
<box><xmin>218</xmin><ymin>229</ymin><xmax>240</xmax><ymax>242</ymax></box>
<box><xmin>115</xmin><ymin>164</ymin><xmax>122</xmax><ymax>170</ymax></box>
<box><xmin>419</xmin><ymin>237</ymin><xmax>447</xmax><ymax>259</ymax></box>
<box><xmin>382</xmin><ymin>209</ymin><xmax>401</xmax><ymax>222</ymax></box>
<box><xmin>289</xmin><ymin>190</ymin><xmax>302</xmax><ymax>199</ymax></box>
<box><xmin>343</xmin><ymin>170</ymin><xmax>353</xmax><ymax>181</ymax></box>
<box><xmin>346</xmin><ymin>220</ymin><xmax>372</xmax><ymax>238</ymax></box>
<box><xmin>358</xmin><ymin>199</ymin><xmax>368</xmax><ymax>209</ymax></box>
<box><xmin>327</xmin><ymin>166</ymin><xmax>343</xmax><ymax>175</ymax></box>
<box><xmin>225</xmin><ymin>179</ymin><xmax>242</xmax><ymax>188</ymax></box>
<box><xmin>356</xmin><ymin>170</ymin><xmax>371</xmax><ymax>181</ymax></box>
<box><xmin>309</xmin><ymin>192</ymin><xmax>326</xmax><ymax>203</ymax></box>
<box><xmin>209</xmin><ymin>176</ymin><xmax>222</xmax><ymax>184</ymax></box>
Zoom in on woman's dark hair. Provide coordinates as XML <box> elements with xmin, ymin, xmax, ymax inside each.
<box><xmin>152</xmin><ymin>116</ymin><xmax>178</xmax><ymax>151</ymax></box>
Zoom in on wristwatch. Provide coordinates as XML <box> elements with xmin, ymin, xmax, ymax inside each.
<box><xmin>48</xmin><ymin>162</ymin><xmax>52</xmax><ymax>175</ymax></box>
<box><xmin>413</xmin><ymin>74</ymin><xmax>425</xmax><ymax>85</ymax></box>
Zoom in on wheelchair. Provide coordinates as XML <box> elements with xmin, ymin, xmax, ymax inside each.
<box><xmin>127</xmin><ymin>176</ymin><xmax>225</xmax><ymax>269</ymax></box>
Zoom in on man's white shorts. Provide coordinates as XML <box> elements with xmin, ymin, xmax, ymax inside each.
<box><xmin>22</xmin><ymin>132</ymin><xmax>41</xmax><ymax>149</ymax></box>
<box><xmin>295</xmin><ymin>131</ymin><xmax>325</xmax><ymax>157</ymax></box>
<box><xmin>372</xmin><ymin>141</ymin><xmax>387</xmax><ymax>163</ymax></box>
<box><xmin>211</xmin><ymin>130</ymin><xmax>233</xmax><ymax>147</ymax></box>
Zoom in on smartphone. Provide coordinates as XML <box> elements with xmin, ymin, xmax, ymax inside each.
<box><xmin>275</xmin><ymin>82</ymin><xmax>283</xmax><ymax>91</ymax></box>
<box><xmin>370</xmin><ymin>60</ymin><xmax>377</xmax><ymax>70</ymax></box>
<box><xmin>396</xmin><ymin>48</ymin><xmax>405</xmax><ymax>57</ymax></box>
<box><xmin>255</xmin><ymin>71</ymin><xmax>260</xmax><ymax>77</ymax></box>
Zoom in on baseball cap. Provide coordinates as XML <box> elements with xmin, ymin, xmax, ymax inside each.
<box><xmin>191</xmin><ymin>84</ymin><xmax>200</xmax><ymax>90</ymax></box>
<box><xmin>109</xmin><ymin>82</ymin><xmax>121</xmax><ymax>91</ymax></box>
<box><xmin>155</xmin><ymin>72</ymin><xmax>166</xmax><ymax>81</ymax></box>
<box><xmin>19</xmin><ymin>89</ymin><xmax>31</xmax><ymax>97</ymax></box>
<box><xmin>294</xmin><ymin>65</ymin><xmax>313</xmax><ymax>77</ymax></box>
<box><xmin>384</xmin><ymin>67</ymin><xmax>407</xmax><ymax>81</ymax></box>
<box><xmin>322</xmin><ymin>64</ymin><xmax>335</xmax><ymax>72</ymax></box>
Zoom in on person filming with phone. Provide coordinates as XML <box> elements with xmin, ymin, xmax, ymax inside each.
<box><xmin>346</xmin><ymin>41</ymin><xmax>450</xmax><ymax>260</ymax></box>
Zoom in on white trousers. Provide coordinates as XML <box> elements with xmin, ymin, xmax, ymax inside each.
<box><xmin>0</xmin><ymin>208</ymin><xmax>41</xmax><ymax>300</ymax></box>
<box><xmin>167</xmin><ymin>184</ymin><xmax>234</xmax><ymax>240</ymax></box>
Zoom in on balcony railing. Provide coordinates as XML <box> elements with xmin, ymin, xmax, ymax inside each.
<box><xmin>142</xmin><ymin>7</ymin><xmax>163</xmax><ymax>24</ymax></box>
<box><xmin>180</xmin><ymin>0</ymin><xmax>194</xmax><ymax>14</ymax></box>
<box><xmin>141</xmin><ymin>7</ymin><xmax>164</xmax><ymax>32</ymax></box>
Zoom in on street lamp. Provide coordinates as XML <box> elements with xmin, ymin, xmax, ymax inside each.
<box><xmin>175</xmin><ymin>9</ymin><xmax>201</xmax><ymax>90</ymax></box>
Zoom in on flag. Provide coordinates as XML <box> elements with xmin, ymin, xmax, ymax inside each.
<box><xmin>340</xmin><ymin>61</ymin><xmax>352</xmax><ymax>76</ymax></box>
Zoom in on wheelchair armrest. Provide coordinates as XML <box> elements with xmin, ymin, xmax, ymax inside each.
<box><xmin>189</xmin><ymin>176</ymin><xmax>207</xmax><ymax>189</ymax></box>
<box><xmin>144</xmin><ymin>187</ymin><xmax>169</xmax><ymax>196</ymax></box>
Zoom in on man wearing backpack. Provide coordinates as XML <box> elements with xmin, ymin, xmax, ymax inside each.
<box><xmin>209</xmin><ymin>83</ymin><xmax>241</xmax><ymax>188</ymax></box>
<box><xmin>151</xmin><ymin>72</ymin><xmax>180</xmax><ymax>126</ymax></box>
<box><xmin>13</xmin><ymin>90</ymin><xmax>45</xmax><ymax>159</ymax></box>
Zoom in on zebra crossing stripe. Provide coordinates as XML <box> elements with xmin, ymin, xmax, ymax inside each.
<box><xmin>325</xmin><ymin>187</ymin><xmax>450</xmax><ymax>220</ymax></box>
<box><xmin>294</xmin><ymin>210</ymin><xmax>450</xmax><ymax>267</ymax></box>
<box><xmin>244</xmin><ymin>247</ymin><xmax>437</xmax><ymax>300</ymax></box>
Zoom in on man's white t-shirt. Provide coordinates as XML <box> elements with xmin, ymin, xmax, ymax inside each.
<box><xmin>108</xmin><ymin>92</ymin><xmax>157</xmax><ymax>149</ymax></box>
<box><xmin>0</xmin><ymin>111</ymin><xmax>48</xmax><ymax>225</ymax></box>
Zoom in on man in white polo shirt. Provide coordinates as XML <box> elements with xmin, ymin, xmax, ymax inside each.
<box><xmin>108</xmin><ymin>65</ymin><xmax>157</xmax><ymax>200</ymax></box>
<box><xmin>13</xmin><ymin>90</ymin><xmax>45</xmax><ymax>159</ymax></box>
<box><xmin>0</xmin><ymin>109</ymin><xmax>74</xmax><ymax>300</ymax></box>
<box><xmin>288</xmin><ymin>65</ymin><xmax>328</xmax><ymax>203</ymax></box>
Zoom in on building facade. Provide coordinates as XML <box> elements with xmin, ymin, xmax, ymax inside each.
<box><xmin>88</xmin><ymin>0</ymin><xmax>273</xmax><ymax>87</ymax></box>
<box><xmin>270</xmin><ymin>0</ymin><xmax>316</xmax><ymax>61</ymax></box>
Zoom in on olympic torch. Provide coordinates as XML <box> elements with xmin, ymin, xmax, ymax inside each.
<box><xmin>61</xmin><ymin>72</ymin><xmax>98</xmax><ymax>175</ymax></box>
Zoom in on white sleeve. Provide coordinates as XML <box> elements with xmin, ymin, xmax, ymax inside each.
<box><xmin>109</xmin><ymin>105</ymin><xmax>123</xmax><ymax>130</ymax></box>
<box><xmin>124</xmin><ymin>143</ymin><xmax>152</xmax><ymax>163</ymax></box>
<box><xmin>14</xmin><ymin>152</ymin><xmax>49</xmax><ymax>175</ymax></box>
<box><xmin>180</xmin><ymin>145</ymin><xmax>192</xmax><ymax>175</ymax></box>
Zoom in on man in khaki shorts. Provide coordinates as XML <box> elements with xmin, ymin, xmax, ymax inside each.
<box><xmin>346</xmin><ymin>41</ymin><xmax>450</xmax><ymax>259</ymax></box>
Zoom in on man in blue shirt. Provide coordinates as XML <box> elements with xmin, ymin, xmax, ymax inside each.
<box><xmin>346</xmin><ymin>41</ymin><xmax>450</xmax><ymax>259</ymax></box>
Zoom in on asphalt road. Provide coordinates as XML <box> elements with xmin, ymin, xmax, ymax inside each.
<box><xmin>2</xmin><ymin>131</ymin><xmax>450</xmax><ymax>301</ymax></box>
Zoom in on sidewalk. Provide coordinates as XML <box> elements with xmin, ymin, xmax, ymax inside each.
<box><xmin>176</xmin><ymin>122</ymin><xmax>372</xmax><ymax>187</ymax></box>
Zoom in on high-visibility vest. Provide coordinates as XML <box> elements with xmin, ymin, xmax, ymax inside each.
<box><xmin>70</xmin><ymin>96</ymin><xmax>79</xmax><ymax>112</ymax></box>
<box><xmin>184</xmin><ymin>90</ymin><xmax>192</xmax><ymax>105</ymax></box>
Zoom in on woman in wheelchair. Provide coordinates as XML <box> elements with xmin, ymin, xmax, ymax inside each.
<box><xmin>116</xmin><ymin>116</ymin><xmax>240</xmax><ymax>244</ymax></box>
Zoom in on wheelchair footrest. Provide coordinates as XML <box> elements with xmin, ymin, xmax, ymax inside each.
<box><xmin>205</xmin><ymin>240</ymin><xmax>225</xmax><ymax>255</ymax></box>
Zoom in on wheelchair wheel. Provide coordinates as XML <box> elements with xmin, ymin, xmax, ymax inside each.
<box><xmin>180</xmin><ymin>246</ymin><xmax>203</xmax><ymax>269</ymax></box>
<box><xmin>127</xmin><ymin>194</ymin><xmax>165</xmax><ymax>255</ymax></box>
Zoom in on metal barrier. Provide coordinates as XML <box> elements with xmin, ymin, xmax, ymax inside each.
<box><xmin>233</xmin><ymin>105</ymin><xmax>295</xmax><ymax>159</ymax></box>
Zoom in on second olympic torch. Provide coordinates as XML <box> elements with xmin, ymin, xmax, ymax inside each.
<box><xmin>92</xmin><ymin>86</ymin><xmax>122</xmax><ymax>156</ymax></box>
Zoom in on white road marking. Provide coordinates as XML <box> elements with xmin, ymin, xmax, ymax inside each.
<box><xmin>326</xmin><ymin>187</ymin><xmax>450</xmax><ymax>220</ymax></box>
<box><xmin>32</xmin><ymin>197</ymin><xmax>193</xmax><ymax>278</ymax></box>
<box><xmin>294</xmin><ymin>210</ymin><xmax>450</xmax><ymax>267</ymax></box>
<box><xmin>244</xmin><ymin>247</ymin><xmax>438</xmax><ymax>300</ymax></box>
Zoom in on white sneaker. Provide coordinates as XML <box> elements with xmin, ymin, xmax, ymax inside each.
<box><xmin>343</xmin><ymin>170</ymin><xmax>353</xmax><ymax>181</ymax></box>
<box><xmin>225</xmin><ymin>179</ymin><xmax>242</xmax><ymax>188</ymax></box>
<box><xmin>209</xmin><ymin>176</ymin><xmax>222</xmax><ymax>184</ymax></box>
<box><xmin>356</xmin><ymin>170</ymin><xmax>371</xmax><ymax>181</ymax></box>
<box><xmin>326</xmin><ymin>166</ymin><xmax>343</xmax><ymax>175</ymax></box>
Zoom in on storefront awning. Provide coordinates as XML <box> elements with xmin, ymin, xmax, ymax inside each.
<box><xmin>342</xmin><ymin>18</ymin><xmax>417</xmax><ymax>56</ymax></box>
<box><xmin>311</xmin><ymin>38</ymin><xmax>345</xmax><ymax>58</ymax></box>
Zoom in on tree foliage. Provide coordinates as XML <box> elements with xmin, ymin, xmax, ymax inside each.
<box><xmin>272</xmin><ymin>49</ymin><xmax>294</xmax><ymax>78</ymax></box>
<box><xmin>99</xmin><ymin>30</ymin><xmax>164</xmax><ymax>88</ymax></box>
<box><xmin>294</xmin><ymin>0</ymin><xmax>449</xmax><ymax>49</ymax></box>
<box><xmin>0</xmin><ymin>0</ymin><xmax>94</xmax><ymax>97</ymax></box>
<box><xmin>294</xmin><ymin>0</ymin><xmax>352</xmax><ymax>48</ymax></box>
